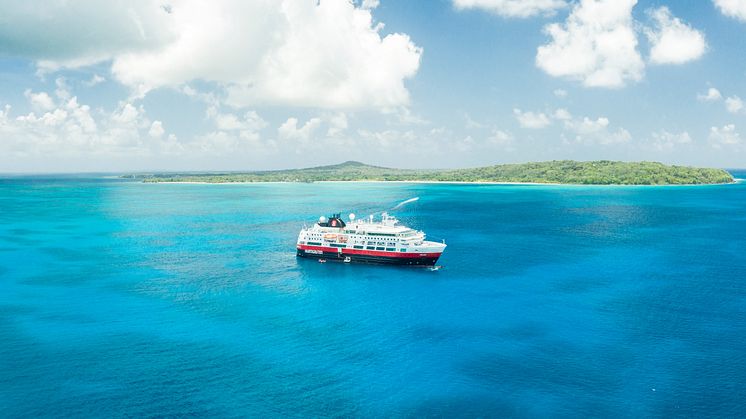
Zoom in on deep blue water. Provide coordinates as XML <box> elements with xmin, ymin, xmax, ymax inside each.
<box><xmin>1</xmin><ymin>174</ymin><xmax>746</xmax><ymax>417</ymax></box>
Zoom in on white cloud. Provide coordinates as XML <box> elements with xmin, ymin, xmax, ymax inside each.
<box><xmin>361</xmin><ymin>0</ymin><xmax>380</xmax><ymax>9</ymax></box>
<box><xmin>355</xmin><ymin>125</ymin><xmax>514</xmax><ymax>160</ymax></box>
<box><xmin>514</xmin><ymin>107</ymin><xmax>573</xmax><ymax>129</ymax></box>
<box><xmin>714</xmin><ymin>0</ymin><xmax>746</xmax><ymax>22</ymax></box>
<box><xmin>725</xmin><ymin>96</ymin><xmax>744</xmax><ymax>114</ymax></box>
<box><xmin>698</xmin><ymin>87</ymin><xmax>723</xmax><ymax>102</ymax></box>
<box><xmin>536</xmin><ymin>0</ymin><xmax>644</xmax><ymax>88</ymax></box>
<box><xmin>213</xmin><ymin>113</ymin><xmax>246</xmax><ymax>131</ymax></box>
<box><xmin>383</xmin><ymin>106</ymin><xmax>429</xmax><ymax>125</ymax></box>
<box><xmin>553</xmin><ymin>108</ymin><xmax>572</xmax><ymax>120</ymax></box>
<box><xmin>648</xmin><ymin>130</ymin><xmax>692</xmax><ymax>151</ymax></box>
<box><xmin>24</xmin><ymin>90</ymin><xmax>55</xmax><ymax>112</ymax></box>
<box><xmin>513</xmin><ymin>108</ymin><xmax>552</xmax><ymax>129</ymax></box>
<box><xmin>209</xmin><ymin>108</ymin><xmax>268</xmax><ymax>133</ymax></box>
<box><xmin>220</xmin><ymin>1</ymin><xmax>422</xmax><ymax>109</ymax></box>
<box><xmin>54</xmin><ymin>77</ymin><xmax>71</xmax><ymax>101</ymax></box>
<box><xmin>203</xmin><ymin>109</ymin><xmax>267</xmax><ymax>145</ymax></box>
<box><xmin>452</xmin><ymin>0</ymin><xmax>567</xmax><ymax>18</ymax></box>
<box><xmin>148</xmin><ymin>120</ymin><xmax>165</xmax><ymax>138</ymax></box>
<box><xmin>0</xmin><ymin>95</ymin><xmax>175</xmax><ymax>161</ymax></box>
<box><xmin>0</xmin><ymin>0</ymin><xmax>174</xmax><ymax>67</ymax></box>
<box><xmin>278</xmin><ymin>117</ymin><xmax>323</xmax><ymax>141</ymax></box>
<box><xmin>566</xmin><ymin>116</ymin><xmax>609</xmax><ymax>133</ymax></box>
<box><xmin>327</xmin><ymin>113</ymin><xmax>349</xmax><ymax>137</ymax></box>
<box><xmin>553</xmin><ymin>89</ymin><xmax>568</xmax><ymax>98</ymax></box>
<box><xmin>0</xmin><ymin>84</ymin><xmax>196</xmax><ymax>167</ymax></box>
<box><xmin>84</xmin><ymin>74</ymin><xmax>106</xmax><ymax>87</ymax></box>
<box><xmin>563</xmin><ymin>115</ymin><xmax>631</xmax><ymax>145</ymax></box>
<box><xmin>465</xmin><ymin>113</ymin><xmax>486</xmax><ymax>129</ymax></box>
<box><xmin>1</xmin><ymin>1</ymin><xmax>422</xmax><ymax>110</ymax></box>
<box><xmin>111</xmin><ymin>103</ymin><xmax>142</xmax><ymax>125</ymax></box>
<box><xmin>709</xmin><ymin>124</ymin><xmax>741</xmax><ymax>148</ymax></box>
<box><xmin>696</xmin><ymin>87</ymin><xmax>745</xmax><ymax>114</ymax></box>
<box><xmin>455</xmin><ymin>135</ymin><xmax>476</xmax><ymax>152</ymax></box>
<box><xmin>646</xmin><ymin>7</ymin><xmax>706</xmax><ymax>65</ymax></box>
<box><xmin>488</xmin><ymin>129</ymin><xmax>513</xmax><ymax>145</ymax></box>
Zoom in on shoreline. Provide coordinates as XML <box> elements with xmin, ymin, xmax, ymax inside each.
<box><xmin>140</xmin><ymin>179</ymin><xmax>739</xmax><ymax>187</ymax></box>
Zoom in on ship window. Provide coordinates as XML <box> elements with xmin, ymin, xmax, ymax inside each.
<box><xmin>366</xmin><ymin>246</ymin><xmax>375</xmax><ymax>250</ymax></box>
<box><xmin>307</xmin><ymin>241</ymin><xmax>322</xmax><ymax>246</ymax></box>
<box><xmin>353</xmin><ymin>245</ymin><xmax>364</xmax><ymax>249</ymax></box>
<box><xmin>400</xmin><ymin>248</ymin><xmax>407</xmax><ymax>252</ymax></box>
<box><xmin>386</xmin><ymin>248</ymin><xmax>396</xmax><ymax>251</ymax></box>
<box><xmin>376</xmin><ymin>247</ymin><xmax>385</xmax><ymax>251</ymax></box>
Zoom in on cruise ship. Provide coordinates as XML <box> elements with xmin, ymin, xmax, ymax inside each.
<box><xmin>296</xmin><ymin>213</ymin><xmax>446</xmax><ymax>266</ymax></box>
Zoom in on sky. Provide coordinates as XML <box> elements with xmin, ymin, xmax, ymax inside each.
<box><xmin>0</xmin><ymin>0</ymin><xmax>745</xmax><ymax>173</ymax></box>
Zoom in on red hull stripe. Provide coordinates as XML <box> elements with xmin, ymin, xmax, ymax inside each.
<box><xmin>297</xmin><ymin>244</ymin><xmax>441</xmax><ymax>259</ymax></box>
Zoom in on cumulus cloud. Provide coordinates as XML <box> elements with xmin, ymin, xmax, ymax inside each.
<box><xmin>148</xmin><ymin>120</ymin><xmax>165</xmax><ymax>138</ymax></box>
<box><xmin>84</xmin><ymin>74</ymin><xmax>106</xmax><ymax>87</ymax></box>
<box><xmin>327</xmin><ymin>112</ymin><xmax>349</xmax><ymax>137</ymax></box>
<box><xmin>355</xmin><ymin>125</ymin><xmax>514</xmax><ymax>160</ymax></box>
<box><xmin>0</xmin><ymin>0</ymin><xmax>174</xmax><ymax>66</ymax></box>
<box><xmin>382</xmin><ymin>106</ymin><xmax>429</xmax><ymax>125</ymax></box>
<box><xmin>7</xmin><ymin>99</ymin><xmax>108</xmax><ymax>155</ymax></box>
<box><xmin>193</xmin><ymin>129</ymin><xmax>265</xmax><ymax>156</ymax></box>
<box><xmin>709</xmin><ymin>124</ymin><xmax>741</xmax><ymax>148</ymax></box>
<box><xmin>278</xmin><ymin>117</ymin><xmax>323</xmax><ymax>141</ymax></box>
<box><xmin>553</xmin><ymin>108</ymin><xmax>572</xmax><ymax>120</ymax></box>
<box><xmin>514</xmin><ymin>107</ymin><xmax>573</xmax><ymax>129</ymax></box>
<box><xmin>0</xmin><ymin>87</ymin><xmax>189</xmax><ymax>168</ymax></box>
<box><xmin>488</xmin><ymin>129</ymin><xmax>514</xmax><ymax>145</ymax></box>
<box><xmin>646</xmin><ymin>7</ymin><xmax>706</xmax><ymax>65</ymax></box>
<box><xmin>725</xmin><ymin>96</ymin><xmax>745</xmax><ymax>114</ymax></box>
<box><xmin>465</xmin><ymin>113</ymin><xmax>486</xmax><ymax>129</ymax></box>
<box><xmin>553</xmin><ymin>89</ymin><xmax>568</xmax><ymax>98</ymax></box>
<box><xmin>647</xmin><ymin>130</ymin><xmax>692</xmax><ymax>151</ymax></box>
<box><xmin>713</xmin><ymin>0</ymin><xmax>746</xmax><ymax>22</ymax></box>
<box><xmin>452</xmin><ymin>0</ymin><xmax>567</xmax><ymax>18</ymax></box>
<box><xmin>360</xmin><ymin>0</ymin><xmax>380</xmax><ymax>9</ymax></box>
<box><xmin>698</xmin><ymin>87</ymin><xmax>723</xmax><ymax>102</ymax></box>
<box><xmin>536</xmin><ymin>0</ymin><xmax>644</xmax><ymax>88</ymax></box>
<box><xmin>536</xmin><ymin>1</ymin><xmax>705</xmax><ymax>87</ymax></box>
<box><xmin>24</xmin><ymin>89</ymin><xmax>55</xmax><ymax>112</ymax></box>
<box><xmin>0</xmin><ymin>1</ymin><xmax>422</xmax><ymax>110</ymax></box>
<box><xmin>697</xmin><ymin>87</ymin><xmax>745</xmax><ymax>114</ymax></box>
<box><xmin>513</xmin><ymin>108</ymin><xmax>552</xmax><ymax>129</ymax></box>
<box><xmin>563</xmin><ymin>115</ymin><xmax>631</xmax><ymax>145</ymax></box>
<box><xmin>208</xmin><ymin>108</ymin><xmax>268</xmax><ymax>135</ymax></box>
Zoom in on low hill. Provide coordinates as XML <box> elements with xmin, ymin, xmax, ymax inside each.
<box><xmin>128</xmin><ymin>160</ymin><xmax>734</xmax><ymax>185</ymax></box>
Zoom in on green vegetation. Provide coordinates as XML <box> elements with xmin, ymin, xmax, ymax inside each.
<box><xmin>126</xmin><ymin>160</ymin><xmax>734</xmax><ymax>185</ymax></box>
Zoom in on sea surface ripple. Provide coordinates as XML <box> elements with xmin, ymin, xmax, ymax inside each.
<box><xmin>1</xmin><ymin>173</ymin><xmax>745</xmax><ymax>417</ymax></box>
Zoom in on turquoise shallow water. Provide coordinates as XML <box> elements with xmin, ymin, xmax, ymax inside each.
<box><xmin>1</xmin><ymin>174</ymin><xmax>745</xmax><ymax>417</ymax></box>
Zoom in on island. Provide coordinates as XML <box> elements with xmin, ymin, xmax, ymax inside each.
<box><xmin>125</xmin><ymin>160</ymin><xmax>735</xmax><ymax>185</ymax></box>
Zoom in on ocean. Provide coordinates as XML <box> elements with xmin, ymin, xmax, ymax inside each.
<box><xmin>1</xmin><ymin>174</ymin><xmax>745</xmax><ymax>417</ymax></box>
